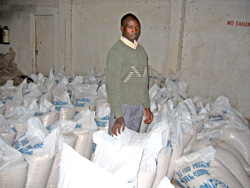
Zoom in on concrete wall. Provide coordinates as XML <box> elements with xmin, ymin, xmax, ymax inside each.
<box><xmin>0</xmin><ymin>0</ymin><xmax>250</xmax><ymax>118</ymax></box>
<box><xmin>181</xmin><ymin>0</ymin><xmax>250</xmax><ymax>118</ymax></box>
<box><xmin>0</xmin><ymin>0</ymin><xmax>59</xmax><ymax>75</ymax></box>
<box><xmin>71</xmin><ymin>0</ymin><xmax>170</xmax><ymax>75</ymax></box>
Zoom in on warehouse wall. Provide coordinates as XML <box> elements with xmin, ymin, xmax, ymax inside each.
<box><xmin>0</xmin><ymin>0</ymin><xmax>59</xmax><ymax>75</ymax></box>
<box><xmin>0</xmin><ymin>0</ymin><xmax>250</xmax><ymax>118</ymax></box>
<box><xmin>181</xmin><ymin>0</ymin><xmax>250</xmax><ymax>118</ymax></box>
<box><xmin>71</xmin><ymin>0</ymin><xmax>170</xmax><ymax>75</ymax></box>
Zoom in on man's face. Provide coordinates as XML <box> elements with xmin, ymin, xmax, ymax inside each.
<box><xmin>120</xmin><ymin>17</ymin><xmax>140</xmax><ymax>42</ymax></box>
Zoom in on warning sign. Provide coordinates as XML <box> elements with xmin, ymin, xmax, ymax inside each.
<box><xmin>227</xmin><ymin>21</ymin><xmax>250</xmax><ymax>27</ymax></box>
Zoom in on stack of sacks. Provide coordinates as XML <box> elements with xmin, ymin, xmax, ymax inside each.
<box><xmin>0</xmin><ymin>67</ymin><xmax>109</xmax><ymax>187</ymax></box>
<box><xmin>146</xmin><ymin>98</ymin><xmax>194</xmax><ymax>183</ymax></box>
<box><xmin>69</xmin><ymin>67</ymin><xmax>105</xmax><ymax>112</ymax></box>
<box><xmin>0</xmin><ymin>66</ymin><xmax>250</xmax><ymax>188</ymax></box>
<box><xmin>146</xmin><ymin>68</ymin><xmax>250</xmax><ymax>187</ymax></box>
<box><xmin>170</xmin><ymin>96</ymin><xmax>250</xmax><ymax>187</ymax></box>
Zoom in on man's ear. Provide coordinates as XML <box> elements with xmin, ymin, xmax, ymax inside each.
<box><xmin>120</xmin><ymin>26</ymin><xmax>124</xmax><ymax>32</ymax></box>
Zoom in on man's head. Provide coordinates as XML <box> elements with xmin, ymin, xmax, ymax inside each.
<box><xmin>120</xmin><ymin>13</ymin><xmax>141</xmax><ymax>42</ymax></box>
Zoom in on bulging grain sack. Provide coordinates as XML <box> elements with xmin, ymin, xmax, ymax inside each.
<box><xmin>58</xmin><ymin>143</ymin><xmax>133</xmax><ymax>188</ymax></box>
<box><xmin>70</xmin><ymin>83</ymin><xmax>98</xmax><ymax>111</ymax></box>
<box><xmin>152</xmin><ymin>144</ymin><xmax>172</xmax><ymax>188</ymax></box>
<box><xmin>40</xmin><ymin>110</ymin><xmax>59</xmax><ymax>127</ymax></box>
<box><xmin>46</xmin><ymin>120</ymin><xmax>78</xmax><ymax>188</ymax></box>
<box><xmin>115</xmin><ymin>127</ymin><xmax>166</xmax><ymax>188</ymax></box>
<box><xmin>199</xmin><ymin>120</ymin><xmax>250</xmax><ymax>166</ymax></box>
<box><xmin>4</xmin><ymin>87</ymin><xmax>24</xmax><ymax>116</ymax></box>
<box><xmin>95</xmin><ymin>104</ymin><xmax>110</xmax><ymax>134</ymax></box>
<box><xmin>148</xmin><ymin>120</ymin><xmax>172</xmax><ymax>188</ymax></box>
<box><xmin>215</xmin><ymin>139</ymin><xmax>250</xmax><ymax>175</ymax></box>
<box><xmin>0</xmin><ymin>135</ymin><xmax>28</xmax><ymax>188</ymax></box>
<box><xmin>51</xmin><ymin>78</ymin><xmax>75</xmax><ymax>118</ymax></box>
<box><xmin>166</xmin><ymin>117</ymin><xmax>184</xmax><ymax>181</ymax></box>
<box><xmin>175</xmin><ymin>146</ymin><xmax>243</xmax><ymax>188</ymax></box>
<box><xmin>37</xmin><ymin>98</ymin><xmax>59</xmax><ymax>127</ymax></box>
<box><xmin>73</xmin><ymin>109</ymin><xmax>98</xmax><ymax>160</ymax></box>
<box><xmin>58</xmin><ymin>105</ymin><xmax>76</xmax><ymax>120</ymax></box>
<box><xmin>7</xmin><ymin>99</ymin><xmax>39</xmax><ymax>141</ymax></box>
<box><xmin>0</xmin><ymin>113</ymin><xmax>16</xmax><ymax>144</ymax></box>
<box><xmin>93</xmin><ymin>130</ymin><xmax>143</xmax><ymax>186</ymax></box>
<box><xmin>23</xmin><ymin>83</ymin><xmax>42</xmax><ymax>107</ymax></box>
<box><xmin>212</xmin><ymin>143</ymin><xmax>250</xmax><ymax>188</ymax></box>
<box><xmin>13</xmin><ymin>117</ymin><xmax>60</xmax><ymax>188</ymax></box>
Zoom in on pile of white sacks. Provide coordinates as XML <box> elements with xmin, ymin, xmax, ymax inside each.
<box><xmin>0</xmin><ymin>66</ymin><xmax>250</xmax><ymax>188</ymax></box>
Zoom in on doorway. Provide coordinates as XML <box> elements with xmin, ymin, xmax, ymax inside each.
<box><xmin>34</xmin><ymin>15</ymin><xmax>54</xmax><ymax>76</ymax></box>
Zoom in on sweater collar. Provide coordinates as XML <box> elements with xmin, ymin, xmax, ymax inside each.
<box><xmin>120</xmin><ymin>36</ymin><xmax>138</xmax><ymax>50</ymax></box>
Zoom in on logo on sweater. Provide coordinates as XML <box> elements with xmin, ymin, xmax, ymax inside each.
<box><xmin>122</xmin><ymin>66</ymin><xmax>147</xmax><ymax>83</ymax></box>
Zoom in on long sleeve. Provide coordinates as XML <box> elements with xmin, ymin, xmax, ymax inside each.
<box><xmin>143</xmin><ymin>64</ymin><xmax>150</xmax><ymax>109</ymax></box>
<box><xmin>106</xmin><ymin>48</ymin><xmax>123</xmax><ymax>118</ymax></box>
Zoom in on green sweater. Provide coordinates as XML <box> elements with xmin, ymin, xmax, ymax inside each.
<box><xmin>106</xmin><ymin>40</ymin><xmax>150</xmax><ymax>118</ymax></box>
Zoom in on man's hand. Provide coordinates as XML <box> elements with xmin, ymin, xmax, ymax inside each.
<box><xmin>112</xmin><ymin>116</ymin><xmax>125</xmax><ymax>136</ymax></box>
<box><xmin>144</xmin><ymin>108</ymin><xmax>153</xmax><ymax>124</ymax></box>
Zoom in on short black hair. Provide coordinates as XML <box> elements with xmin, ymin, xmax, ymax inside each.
<box><xmin>121</xmin><ymin>13</ymin><xmax>140</xmax><ymax>26</ymax></box>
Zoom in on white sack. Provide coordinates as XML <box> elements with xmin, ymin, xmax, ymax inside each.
<box><xmin>152</xmin><ymin>144</ymin><xmax>172</xmax><ymax>188</ymax></box>
<box><xmin>212</xmin><ymin>143</ymin><xmax>250</xmax><ymax>188</ymax></box>
<box><xmin>23</xmin><ymin>83</ymin><xmax>42</xmax><ymax>107</ymax></box>
<box><xmin>157</xmin><ymin>176</ymin><xmax>175</xmax><ymax>188</ymax></box>
<box><xmin>199</xmin><ymin>121</ymin><xmax>250</xmax><ymax>166</ymax></box>
<box><xmin>95</xmin><ymin>105</ymin><xmax>110</xmax><ymax>134</ymax></box>
<box><xmin>46</xmin><ymin>120</ymin><xmax>78</xmax><ymax>188</ymax></box>
<box><xmin>175</xmin><ymin>146</ymin><xmax>242</xmax><ymax>188</ymax></box>
<box><xmin>0</xmin><ymin>135</ymin><xmax>28</xmax><ymax>188</ymax></box>
<box><xmin>14</xmin><ymin>117</ymin><xmax>60</xmax><ymax>188</ymax></box>
<box><xmin>215</xmin><ymin>139</ymin><xmax>250</xmax><ymax>175</ymax></box>
<box><xmin>70</xmin><ymin>83</ymin><xmax>98</xmax><ymax>111</ymax></box>
<box><xmin>115</xmin><ymin>127</ymin><xmax>165</xmax><ymax>188</ymax></box>
<box><xmin>58</xmin><ymin>143</ymin><xmax>133</xmax><ymax>188</ymax></box>
<box><xmin>93</xmin><ymin>130</ymin><xmax>143</xmax><ymax>185</ymax></box>
<box><xmin>73</xmin><ymin>109</ymin><xmax>98</xmax><ymax>160</ymax></box>
<box><xmin>0</xmin><ymin>114</ymin><xmax>16</xmax><ymax>144</ymax></box>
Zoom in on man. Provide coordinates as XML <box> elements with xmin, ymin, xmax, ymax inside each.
<box><xmin>106</xmin><ymin>13</ymin><xmax>153</xmax><ymax>136</ymax></box>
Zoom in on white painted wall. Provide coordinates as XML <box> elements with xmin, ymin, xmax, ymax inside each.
<box><xmin>181</xmin><ymin>0</ymin><xmax>250</xmax><ymax>118</ymax></box>
<box><xmin>71</xmin><ymin>0</ymin><xmax>170</xmax><ymax>74</ymax></box>
<box><xmin>0</xmin><ymin>0</ymin><xmax>59</xmax><ymax>75</ymax></box>
<box><xmin>0</xmin><ymin>0</ymin><xmax>250</xmax><ymax>118</ymax></box>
